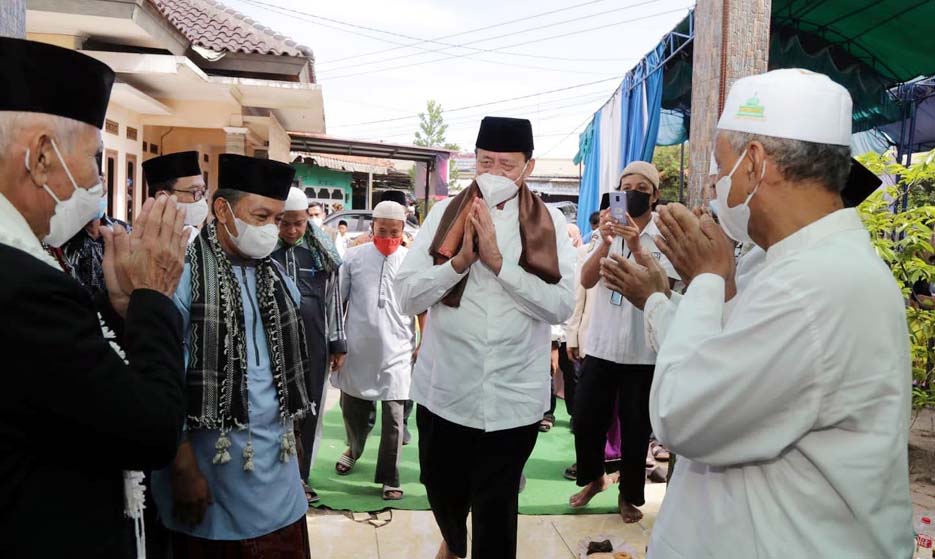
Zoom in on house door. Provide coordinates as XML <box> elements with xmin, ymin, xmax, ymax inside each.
<box><xmin>105</xmin><ymin>150</ymin><xmax>117</xmax><ymax>218</ymax></box>
<box><xmin>126</xmin><ymin>153</ymin><xmax>137</xmax><ymax>224</ymax></box>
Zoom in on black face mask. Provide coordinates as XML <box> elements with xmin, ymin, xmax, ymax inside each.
<box><xmin>626</xmin><ymin>190</ymin><xmax>652</xmax><ymax>217</ymax></box>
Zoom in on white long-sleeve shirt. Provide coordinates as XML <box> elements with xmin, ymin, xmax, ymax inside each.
<box><xmin>335</xmin><ymin>243</ymin><xmax>414</xmax><ymax>401</ymax></box>
<box><xmin>564</xmin><ymin>240</ymin><xmax>598</xmax><ymax>355</ymax></box>
<box><xmin>394</xmin><ymin>196</ymin><xmax>576</xmax><ymax>432</ymax></box>
<box><xmin>584</xmin><ymin>216</ymin><xmax>678</xmax><ymax>365</ymax></box>
<box><xmin>643</xmin><ymin>244</ymin><xmax>766</xmax><ymax>352</ymax></box>
<box><xmin>646</xmin><ymin>209</ymin><xmax>914</xmax><ymax>558</ymax></box>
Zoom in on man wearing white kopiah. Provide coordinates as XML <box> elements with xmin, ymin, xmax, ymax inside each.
<box><xmin>333</xmin><ymin>200</ymin><xmax>415</xmax><ymax>502</ymax></box>
<box><xmin>395</xmin><ymin>116</ymin><xmax>576</xmax><ymax>559</ymax></box>
<box><xmin>612</xmin><ymin>69</ymin><xmax>913</xmax><ymax>558</ymax></box>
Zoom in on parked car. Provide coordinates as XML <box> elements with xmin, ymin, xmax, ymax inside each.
<box><xmin>323</xmin><ymin>210</ymin><xmax>420</xmax><ymax>240</ymax></box>
<box><xmin>546</xmin><ymin>201</ymin><xmax>578</xmax><ymax>224</ymax></box>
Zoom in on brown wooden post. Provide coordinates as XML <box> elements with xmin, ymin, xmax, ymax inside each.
<box><xmin>687</xmin><ymin>0</ymin><xmax>772</xmax><ymax>207</ymax></box>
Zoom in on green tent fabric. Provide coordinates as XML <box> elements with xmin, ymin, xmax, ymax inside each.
<box><xmin>767</xmin><ymin>32</ymin><xmax>901</xmax><ymax>132</ymax></box>
<box><xmin>771</xmin><ymin>1</ymin><xmax>935</xmax><ymax>84</ymax></box>
<box><xmin>309</xmin><ymin>402</ymin><xmax>624</xmax><ymax>515</ymax></box>
<box><xmin>655</xmin><ymin>2</ymin><xmax>935</xmax><ymax>145</ymax></box>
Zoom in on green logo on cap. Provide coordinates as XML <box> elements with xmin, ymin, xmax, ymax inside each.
<box><xmin>737</xmin><ymin>95</ymin><xmax>765</xmax><ymax>119</ymax></box>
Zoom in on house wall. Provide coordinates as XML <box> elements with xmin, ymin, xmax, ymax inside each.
<box><xmin>143</xmin><ymin>99</ymin><xmax>242</xmax><ymax>130</ymax></box>
<box><xmin>267</xmin><ymin>114</ymin><xmax>291</xmax><ymax>163</ymax></box>
<box><xmin>292</xmin><ymin>163</ymin><xmax>353</xmax><ymax>209</ymax></box>
<box><xmin>26</xmin><ymin>32</ymin><xmax>82</xmax><ymax>49</ymax></box>
<box><xmin>101</xmin><ymin>102</ymin><xmax>144</xmax><ymax>223</ymax></box>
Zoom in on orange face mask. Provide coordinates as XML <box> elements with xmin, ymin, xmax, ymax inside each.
<box><xmin>374</xmin><ymin>236</ymin><xmax>402</xmax><ymax>257</ymax></box>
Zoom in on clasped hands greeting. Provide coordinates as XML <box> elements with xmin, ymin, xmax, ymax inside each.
<box><xmin>599</xmin><ymin>203</ymin><xmax>736</xmax><ymax>310</ymax></box>
<box><xmin>451</xmin><ymin>198</ymin><xmax>504</xmax><ymax>275</ymax></box>
<box><xmin>100</xmin><ymin>195</ymin><xmax>190</xmax><ymax>317</ymax></box>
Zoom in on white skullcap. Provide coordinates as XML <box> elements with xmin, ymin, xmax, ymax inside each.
<box><xmin>372</xmin><ymin>201</ymin><xmax>406</xmax><ymax>222</ymax></box>
<box><xmin>284</xmin><ymin>186</ymin><xmax>309</xmax><ymax>211</ymax></box>
<box><xmin>717</xmin><ymin>68</ymin><xmax>852</xmax><ymax>146</ymax></box>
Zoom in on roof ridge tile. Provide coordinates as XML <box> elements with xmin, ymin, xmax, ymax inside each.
<box><xmin>149</xmin><ymin>0</ymin><xmax>315</xmax><ymax>61</ymax></box>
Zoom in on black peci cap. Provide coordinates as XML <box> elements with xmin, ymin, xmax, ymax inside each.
<box><xmin>143</xmin><ymin>151</ymin><xmax>202</xmax><ymax>185</ymax></box>
<box><xmin>842</xmin><ymin>159</ymin><xmax>882</xmax><ymax>208</ymax></box>
<box><xmin>0</xmin><ymin>37</ymin><xmax>115</xmax><ymax>129</ymax></box>
<box><xmin>475</xmin><ymin>116</ymin><xmax>534</xmax><ymax>154</ymax></box>
<box><xmin>218</xmin><ymin>154</ymin><xmax>296</xmax><ymax>201</ymax></box>
<box><xmin>380</xmin><ymin>190</ymin><xmax>409</xmax><ymax>206</ymax></box>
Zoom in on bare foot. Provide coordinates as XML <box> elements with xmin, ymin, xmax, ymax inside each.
<box><xmin>435</xmin><ymin>540</ymin><xmax>457</xmax><ymax>559</ymax></box>
<box><xmin>618</xmin><ymin>498</ymin><xmax>643</xmax><ymax>524</ymax></box>
<box><xmin>606</xmin><ymin>471</ymin><xmax>620</xmax><ymax>484</ymax></box>
<box><xmin>569</xmin><ymin>474</ymin><xmax>613</xmax><ymax>508</ymax></box>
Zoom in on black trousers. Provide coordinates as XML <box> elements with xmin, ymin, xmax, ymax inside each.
<box><xmin>546</xmin><ymin>342</ymin><xmax>577</xmax><ymax>418</ymax></box>
<box><xmin>573</xmin><ymin>356</ymin><xmax>654</xmax><ymax>506</ymax></box>
<box><xmin>417</xmin><ymin>406</ymin><xmax>539</xmax><ymax>559</ymax></box>
<box><xmin>558</xmin><ymin>342</ymin><xmax>578</xmax><ymax>418</ymax></box>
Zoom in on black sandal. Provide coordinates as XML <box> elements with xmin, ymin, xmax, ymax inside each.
<box><xmin>303</xmin><ymin>483</ymin><xmax>320</xmax><ymax>504</ymax></box>
<box><xmin>539</xmin><ymin>413</ymin><xmax>555</xmax><ymax>433</ymax></box>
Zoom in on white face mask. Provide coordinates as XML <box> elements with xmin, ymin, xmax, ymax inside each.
<box><xmin>28</xmin><ymin>140</ymin><xmax>105</xmax><ymax>248</ymax></box>
<box><xmin>222</xmin><ymin>201</ymin><xmax>279</xmax><ymax>259</ymax></box>
<box><xmin>476</xmin><ymin>162</ymin><xmax>528</xmax><ymax>207</ymax></box>
<box><xmin>711</xmin><ymin>148</ymin><xmax>765</xmax><ymax>243</ymax></box>
<box><xmin>178</xmin><ymin>198</ymin><xmax>209</xmax><ymax>227</ymax></box>
<box><xmin>310</xmin><ymin>216</ymin><xmax>323</xmax><ymax>228</ymax></box>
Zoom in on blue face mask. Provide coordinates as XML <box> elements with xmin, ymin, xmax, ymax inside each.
<box><xmin>95</xmin><ymin>195</ymin><xmax>107</xmax><ymax>220</ymax></box>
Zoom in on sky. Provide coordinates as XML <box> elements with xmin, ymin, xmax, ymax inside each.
<box><xmin>224</xmin><ymin>0</ymin><xmax>693</xmax><ymax>159</ymax></box>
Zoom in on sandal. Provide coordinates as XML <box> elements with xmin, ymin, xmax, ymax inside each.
<box><xmin>563</xmin><ymin>463</ymin><xmax>578</xmax><ymax>481</ymax></box>
<box><xmin>382</xmin><ymin>485</ymin><xmax>404</xmax><ymax>501</ymax></box>
<box><xmin>539</xmin><ymin>413</ymin><xmax>555</xmax><ymax>433</ymax></box>
<box><xmin>652</xmin><ymin>442</ymin><xmax>671</xmax><ymax>462</ymax></box>
<box><xmin>335</xmin><ymin>452</ymin><xmax>356</xmax><ymax>476</ymax></box>
<box><xmin>303</xmin><ymin>483</ymin><xmax>320</xmax><ymax>504</ymax></box>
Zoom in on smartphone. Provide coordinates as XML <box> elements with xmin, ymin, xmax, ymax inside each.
<box><xmin>609</xmin><ymin>191</ymin><xmax>628</xmax><ymax>225</ymax></box>
<box><xmin>608</xmin><ymin>192</ymin><xmax>627</xmax><ymax>306</ymax></box>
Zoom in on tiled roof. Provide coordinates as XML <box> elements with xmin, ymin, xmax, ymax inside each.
<box><xmin>150</xmin><ymin>0</ymin><xmax>314</xmax><ymax>61</ymax></box>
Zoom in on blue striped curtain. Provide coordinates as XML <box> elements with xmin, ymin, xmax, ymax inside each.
<box><xmin>575</xmin><ymin>113</ymin><xmax>602</xmax><ymax>233</ymax></box>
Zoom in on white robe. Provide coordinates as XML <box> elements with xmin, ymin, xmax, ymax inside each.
<box><xmin>645</xmin><ymin>209</ymin><xmax>914</xmax><ymax>558</ymax></box>
<box><xmin>334</xmin><ymin>243</ymin><xmax>414</xmax><ymax>401</ymax></box>
<box><xmin>394</xmin><ymin>196</ymin><xmax>576</xmax><ymax>432</ymax></box>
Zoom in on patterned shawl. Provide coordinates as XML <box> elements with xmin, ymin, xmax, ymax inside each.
<box><xmin>185</xmin><ymin>225</ymin><xmax>313</xmax><ymax>439</ymax></box>
<box><xmin>300</xmin><ymin>221</ymin><xmax>342</xmax><ymax>273</ymax></box>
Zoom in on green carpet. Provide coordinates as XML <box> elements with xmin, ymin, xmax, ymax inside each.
<box><xmin>309</xmin><ymin>401</ymin><xmax>622</xmax><ymax>515</ymax></box>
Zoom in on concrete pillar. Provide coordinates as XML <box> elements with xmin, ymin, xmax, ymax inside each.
<box><xmin>366</xmin><ymin>172</ymin><xmax>373</xmax><ymax>210</ymax></box>
<box><xmin>687</xmin><ymin>0</ymin><xmax>771</xmax><ymax>206</ymax></box>
<box><xmin>223</xmin><ymin>127</ymin><xmax>248</xmax><ymax>156</ymax></box>
<box><xmin>1</xmin><ymin>1</ymin><xmax>25</xmax><ymax>39</ymax></box>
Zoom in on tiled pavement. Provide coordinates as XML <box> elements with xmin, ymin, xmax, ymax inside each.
<box><xmin>308</xmin><ymin>387</ymin><xmax>664</xmax><ymax>558</ymax></box>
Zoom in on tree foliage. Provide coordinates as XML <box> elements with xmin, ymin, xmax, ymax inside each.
<box><xmin>857</xmin><ymin>150</ymin><xmax>935</xmax><ymax>411</ymax></box>
<box><xmin>413</xmin><ymin>100</ymin><xmax>448</xmax><ymax>148</ymax></box>
<box><xmin>413</xmin><ymin>100</ymin><xmax>460</xmax><ymax>184</ymax></box>
<box><xmin>651</xmin><ymin>144</ymin><xmax>688</xmax><ymax>203</ymax></box>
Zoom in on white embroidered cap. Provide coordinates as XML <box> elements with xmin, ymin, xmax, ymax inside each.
<box><xmin>284</xmin><ymin>186</ymin><xmax>309</xmax><ymax>211</ymax></box>
<box><xmin>717</xmin><ymin>68</ymin><xmax>852</xmax><ymax>147</ymax></box>
<box><xmin>372</xmin><ymin>201</ymin><xmax>406</xmax><ymax>222</ymax></box>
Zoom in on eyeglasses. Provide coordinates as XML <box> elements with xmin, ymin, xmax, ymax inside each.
<box><xmin>172</xmin><ymin>187</ymin><xmax>207</xmax><ymax>201</ymax></box>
